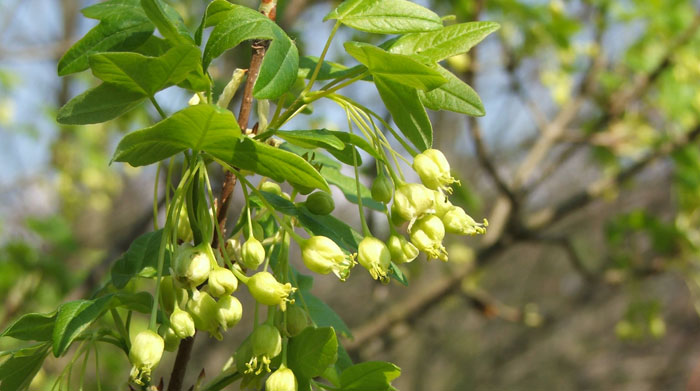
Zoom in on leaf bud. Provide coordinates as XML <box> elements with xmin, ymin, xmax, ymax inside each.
<box><xmin>357</xmin><ymin>237</ymin><xmax>391</xmax><ymax>283</ymax></box>
<box><xmin>241</xmin><ymin>237</ymin><xmax>266</xmax><ymax>270</ymax></box>
<box><xmin>412</xmin><ymin>149</ymin><xmax>459</xmax><ymax>193</ymax></box>
<box><xmin>170</xmin><ymin>306</ymin><xmax>196</xmax><ymax>339</ymax></box>
<box><xmin>129</xmin><ymin>330</ymin><xmax>164</xmax><ymax>385</ymax></box>
<box><xmin>387</xmin><ymin>235</ymin><xmax>419</xmax><ymax>264</ymax></box>
<box><xmin>266</xmin><ymin>365</ymin><xmax>298</xmax><ymax>391</ymax></box>
<box><xmin>301</xmin><ymin>236</ymin><xmax>356</xmax><ymax>281</ymax></box>
<box><xmin>410</xmin><ymin>214</ymin><xmax>448</xmax><ymax>261</ymax></box>
<box><xmin>305</xmin><ymin>191</ymin><xmax>335</xmax><ymax>215</ymax></box>
<box><xmin>285</xmin><ymin>304</ymin><xmax>310</xmax><ymax>337</ymax></box>
<box><xmin>216</xmin><ymin>295</ymin><xmax>243</xmax><ymax>330</ymax></box>
<box><xmin>441</xmin><ymin>206</ymin><xmax>488</xmax><ymax>236</ymax></box>
<box><xmin>247</xmin><ymin>271</ymin><xmax>296</xmax><ymax>311</ymax></box>
<box><xmin>208</xmin><ymin>266</ymin><xmax>238</xmax><ymax>297</ymax></box>
<box><xmin>370</xmin><ymin>175</ymin><xmax>393</xmax><ymax>204</ymax></box>
<box><xmin>392</xmin><ymin>183</ymin><xmax>434</xmax><ymax>221</ymax></box>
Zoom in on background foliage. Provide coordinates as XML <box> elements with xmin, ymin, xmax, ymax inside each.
<box><xmin>2</xmin><ymin>0</ymin><xmax>700</xmax><ymax>390</ymax></box>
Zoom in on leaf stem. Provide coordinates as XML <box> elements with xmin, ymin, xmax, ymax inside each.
<box><xmin>304</xmin><ymin>21</ymin><xmax>341</xmax><ymax>93</ymax></box>
<box><xmin>149</xmin><ymin>96</ymin><xmax>167</xmax><ymax>119</ymax></box>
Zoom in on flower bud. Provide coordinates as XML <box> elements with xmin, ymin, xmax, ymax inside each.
<box><xmin>441</xmin><ymin>206</ymin><xmax>488</xmax><ymax>236</ymax></box>
<box><xmin>261</xmin><ymin>181</ymin><xmax>283</xmax><ymax>196</ymax></box>
<box><xmin>245</xmin><ymin>324</ymin><xmax>282</xmax><ymax>375</ymax></box>
<box><xmin>247</xmin><ymin>271</ymin><xmax>296</xmax><ymax>311</ymax></box>
<box><xmin>186</xmin><ymin>291</ymin><xmax>221</xmax><ymax>339</ymax></box>
<box><xmin>129</xmin><ymin>330</ymin><xmax>164</xmax><ymax>385</ymax></box>
<box><xmin>392</xmin><ymin>183</ymin><xmax>434</xmax><ymax>221</ymax></box>
<box><xmin>224</xmin><ymin>238</ymin><xmax>240</xmax><ymax>261</ymax></box>
<box><xmin>177</xmin><ymin>206</ymin><xmax>193</xmax><ymax>243</ymax></box>
<box><xmin>241</xmin><ymin>237</ymin><xmax>265</xmax><ymax>270</ymax></box>
<box><xmin>412</xmin><ymin>149</ymin><xmax>459</xmax><ymax>193</ymax></box>
<box><xmin>301</xmin><ymin>236</ymin><xmax>356</xmax><ymax>281</ymax></box>
<box><xmin>371</xmin><ymin>175</ymin><xmax>393</xmax><ymax>204</ymax></box>
<box><xmin>410</xmin><ymin>215</ymin><xmax>448</xmax><ymax>261</ymax></box>
<box><xmin>305</xmin><ymin>191</ymin><xmax>335</xmax><ymax>215</ymax></box>
<box><xmin>266</xmin><ymin>365</ymin><xmax>298</xmax><ymax>391</ymax></box>
<box><xmin>357</xmin><ymin>237</ymin><xmax>391</xmax><ymax>283</ymax></box>
<box><xmin>170</xmin><ymin>306</ymin><xmax>196</xmax><ymax>339</ymax></box>
<box><xmin>160</xmin><ymin>325</ymin><xmax>180</xmax><ymax>352</ymax></box>
<box><xmin>387</xmin><ymin>235</ymin><xmax>419</xmax><ymax>264</ymax></box>
<box><xmin>159</xmin><ymin>276</ymin><xmax>177</xmax><ymax>314</ymax></box>
<box><xmin>173</xmin><ymin>245</ymin><xmax>211</xmax><ymax>287</ymax></box>
<box><xmin>285</xmin><ymin>305</ymin><xmax>309</xmax><ymax>337</ymax></box>
<box><xmin>208</xmin><ymin>266</ymin><xmax>238</xmax><ymax>297</ymax></box>
<box><xmin>433</xmin><ymin>191</ymin><xmax>452</xmax><ymax>218</ymax></box>
<box><xmin>216</xmin><ymin>295</ymin><xmax>243</xmax><ymax>330</ymax></box>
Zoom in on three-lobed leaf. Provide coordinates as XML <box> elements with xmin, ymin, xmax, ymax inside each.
<box><xmin>140</xmin><ymin>0</ymin><xmax>194</xmax><ymax>45</ymax></box>
<box><xmin>420</xmin><ymin>66</ymin><xmax>485</xmax><ymax>116</ymax></box>
<box><xmin>325</xmin><ymin>0</ymin><xmax>443</xmax><ymax>34</ymax></box>
<box><xmin>56</xmin><ymin>82</ymin><xmax>146</xmax><ymax>125</ymax></box>
<box><xmin>89</xmin><ymin>44</ymin><xmax>202</xmax><ymax>96</ymax></box>
<box><xmin>0</xmin><ymin>313</ymin><xmax>55</xmax><ymax>342</ymax></box>
<box><xmin>389</xmin><ymin>21</ymin><xmax>500</xmax><ymax>62</ymax></box>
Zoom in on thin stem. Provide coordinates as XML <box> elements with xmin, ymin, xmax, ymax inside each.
<box><xmin>304</xmin><ymin>21</ymin><xmax>341</xmax><ymax>93</ymax></box>
<box><xmin>153</xmin><ymin>161</ymin><xmax>162</xmax><ymax>230</ymax></box>
<box><xmin>346</xmin><ymin>115</ymin><xmax>371</xmax><ymax>237</ymax></box>
<box><xmin>110</xmin><ymin>309</ymin><xmax>130</xmax><ymax>350</ymax></box>
<box><xmin>149</xmin><ymin>96</ymin><xmax>167</xmax><ymax>119</ymax></box>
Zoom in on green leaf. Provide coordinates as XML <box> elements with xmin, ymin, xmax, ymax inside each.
<box><xmin>281</xmin><ymin>144</ymin><xmax>342</xmax><ymax>169</ymax></box>
<box><xmin>287</xmin><ymin>327</ymin><xmax>338</xmax><ymax>379</ymax></box>
<box><xmin>112</xmin><ymin>104</ymin><xmax>241</xmax><ymax>166</ymax></box>
<box><xmin>58</xmin><ymin>0</ymin><xmax>154</xmax><ymax>76</ymax></box>
<box><xmin>202</xmin><ymin>4</ymin><xmax>298</xmax><ymax>99</ymax></box>
<box><xmin>299</xmin><ymin>290</ymin><xmax>353</xmax><ymax>338</ymax></box>
<box><xmin>320</xmin><ymin>166</ymin><xmax>386</xmax><ymax>212</ymax></box>
<box><xmin>420</xmin><ymin>66</ymin><xmax>485</xmax><ymax>116</ymax></box>
<box><xmin>141</xmin><ymin>0</ymin><xmax>194</xmax><ymax>45</ymax></box>
<box><xmin>388</xmin><ymin>262</ymin><xmax>408</xmax><ymax>286</ymax></box>
<box><xmin>389</xmin><ymin>21</ymin><xmax>500</xmax><ymax>61</ymax></box>
<box><xmin>297</xmin><ymin>206</ymin><xmax>362</xmax><ymax>252</ymax></box>
<box><xmin>327</xmin><ymin>131</ymin><xmax>385</xmax><ymax>162</ymax></box>
<box><xmin>299</xmin><ymin>57</ymin><xmax>360</xmax><ymax>81</ymax></box>
<box><xmin>111</xmin><ymin>229</ymin><xmax>170</xmax><ymax>288</ymax></box>
<box><xmin>56</xmin><ymin>83</ymin><xmax>146</xmax><ymax>125</ymax></box>
<box><xmin>325</xmin><ymin>0</ymin><xmax>442</xmax><ymax>34</ymax></box>
<box><xmin>0</xmin><ymin>313</ymin><xmax>55</xmax><ymax>342</ymax></box>
<box><xmin>0</xmin><ymin>343</ymin><xmax>50</xmax><ymax>391</ymax></box>
<box><xmin>257</xmin><ymin>191</ymin><xmax>301</xmax><ymax>217</ymax></box>
<box><xmin>52</xmin><ymin>292</ymin><xmax>153</xmax><ymax>357</ymax></box>
<box><xmin>344</xmin><ymin>42</ymin><xmax>446</xmax><ymax>90</ymax></box>
<box><xmin>374</xmin><ymin>76</ymin><xmax>432</xmax><ymax>151</ymax></box>
<box><xmin>339</xmin><ymin>361</ymin><xmax>401</xmax><ymax>391</ymax></box>
<box><xmin>217</xmin><ymin>138</ymin><xmax>330</xmax><ymax>193</ymax></box>
<box><xmin>254</xmin><ymin>27</ymin><xmax>300</xmax><ymax>99</ymax></box>
<box><xmin>275</xmin><ymin>129</ymin><xmax>345</xmax><ymax>150</ymax></box>
<box><xmin>89</xmin><ymin>44</ymin><xmax>202</xmax><ymax>96</ymax></box>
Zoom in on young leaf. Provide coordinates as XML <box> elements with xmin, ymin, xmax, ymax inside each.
<box><xmin>0</xmin><ymin>343</ymin><xmax>50</xmax><ymax>391</ymax></box>
<box><xmin>320</xmin><ymin>166</ymin><xmax>386</xmax><ymax>212</ymax></box>
<box><xmin>0</xmin><ymin>313</ymin><xmax>56</xmax><ymax>342</ymax></box>
<box><xmin>374</xmin><ymin>76</ymin><xmax>432</xmax><ymax>151</ymax></box>
<box><xmin>299</xmin><ymin>290</ymin><xmax>353</xmax><ymax>338</ymax></box>
<box><xmin>58</xmin><ymin>0</ymin><xmax>154</xmax><ymax>76</ymax></box>
<box><xmin>287</xmin><ymin>327</ymin><xmax>338</xmax><ymax>379</ymax></box>
<box><xmin>140</xmin><ymin>0</ymin><xmax>194</xmax><ymax>45</ymax></box>
<box><xmin>202</xmin><ymin>4</ymin><xmax>298</xmax><ymax>99</ymax></box>
<box><xmin>219</xmin><ymin>138</ymin><xmax>330</xmax><ymax>193</ymax></box>
<box><xmin>274</xmin><ymin>129</ymin><xmax>346</xmax><ymax>150</ymax></box>
<box><xmin>339</xmin><ymin>361</ymin><xmax>401</xmax><ymax>391</ymax></box>
<box><xmin>89</xmin><ymin>44</ymin><xmax>202</xmax><ymax>96</ymax></box>
<box><xmin>344</xmin><ymin>42</ymin><xmax>446</xmax><ymax>91</ymax></box>
<box><xmin>388</xmin><ymin>262</ymin><xmax>408</xmax><ymax>286</ymax></box>
<box><xmin>420</xmin><ymin>66</ymin><xmax>485</xmax><ymax>116</ymax></box>
<box><xmin>112</xmin><ymin>104</ymin><xmax>241</xmax><ymax>166</ymax></box>
<box><xmin>111</xmin><ymin>229</ymin><xmax>170</xmax><ymax>289</ymax></box>
<box><xmin>389</xmin><ymin>21</ymin><xmax>500</xmax><ymax>61</ymax></box>
<box><xmin>52</xmin><ymin>292</ymin><xmax>153</xmax><ymax>356</ymax></box>
<box><xmin>325</xmin><ymin>0</ymin><xmax>442</xmax><ymax>34</ymax></box>
<box><xmin>56</xmin><ymin>83</ymin><xmax>146</xmax><ymax>125</ymax></box>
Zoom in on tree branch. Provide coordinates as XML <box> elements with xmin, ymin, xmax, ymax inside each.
<box><xmin>167</xmin><ymin>3</ymin><xmax>277</xmax><ymax>390</ymax></box>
